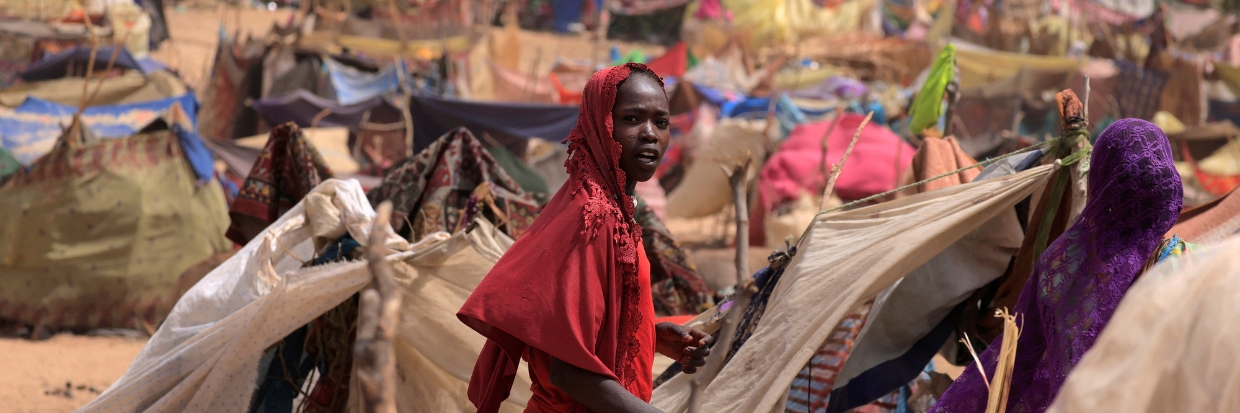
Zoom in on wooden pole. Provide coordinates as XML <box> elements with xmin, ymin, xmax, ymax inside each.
<box><xmin>819</xmin><ymin>106</ymin><xmax>846</xmax><ymax>193</ymax></box>
<box><xmin>355</xmin><ymin>202</ymin><xmax>401</xmax><ymax>413</ymax></box>
<box><xmin>822</xmin><ymin>112</ymin><xmax>873</xmax><ymax>210</ymax></box>
<box><xmin>687</xmin><ymin>153</ymin><xmax>754</xmax><ymax>413</ymax></box>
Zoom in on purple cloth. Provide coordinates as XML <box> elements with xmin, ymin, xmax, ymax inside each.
<box><xmin>18</xmin><ymin>45</ymin><xmax>146</xmax><ymax>81</ymax></box>
<box><xmin>929</xmin><ymin>119</ymin><xmax>1183</xmax><ymax>413</ymax></box>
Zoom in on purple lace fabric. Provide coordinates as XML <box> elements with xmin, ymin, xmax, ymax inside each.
<box><xmin>928</xmin><ymin>119</ymin><xmax>1183</xmax><ymax>413</ymax></box>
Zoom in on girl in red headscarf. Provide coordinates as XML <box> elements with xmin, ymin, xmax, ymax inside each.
<box><xmin>458</xmin><ymin>63</ymin><xmax>713</xmax><ymax>413</ymax></box>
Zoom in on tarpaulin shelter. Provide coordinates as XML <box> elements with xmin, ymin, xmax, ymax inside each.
<box><xmin>198</xmin><ymin>35</ymin><xmax>266</xmax><ymax>141</ymax></box>
<box><xmin>0</xmin><ymin>69</ymin><xmax>188</xmax><ymax>108</ymax></box>
<box><xmin>76</xmin><ymin>179</ymin><xmax>535</xmax><ymax>413</ymax></box>
<box><xmin>0</xmin><ymin>19</ymin><xmax>89</xmax><ymax>87</ymax></box>
<box><xmin>652</xmin><ymin>163</ymin><xmax>1056</xmax><ymax>413</ymax></box>
<box><xmin>250</xmin><ymin>89</ymin><xmax>405</xmax><ymax>133</ymax></box>
<box><xmin>17</xmin><ymin>45</ymin><xmax>147</xmax><ymax>82</ymax></box>
<box><xmin>324</xmin><ymin>57</ymin><xmax>407</xmax><ymax>106</ymax></box>
<box><xmin>0</xmin><ymin>106</ymin><xmax>231</xmax><ymax>331</ymax></box>
<box><xmin>202</xmin><ymin>137</ymin><xmax>382</xmax><ymax>193</ymax></box>
<box><xmin>408</xmin><ymin>94</ymin><xmax>579</xmax><ymax>157</ymax></box>
<box><xmin>0</xmin><ymin>93</ymin><xmax>212</xmax><ymax>181</ymax></box>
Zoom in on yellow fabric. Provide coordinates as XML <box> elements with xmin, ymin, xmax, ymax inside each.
<box><xmin>0</xmin><ymin>70</ymin><xmax>187</xmax><ymax>108</ymax></box>
<box><xmin>1216</xmin><ymin>62</ymin><xmax>1240</xmax><ymax>98</ymax></box>
<box><xmin>0</xmin><ymin>130</ymin><xmax>230</xmax><ymax>330</ymax></box>
<box><xmin>1198</xmin><ymin>137</ymin><xmax>1240</xmax><ymax>176</ymax></box>
<box><xmin>724</xmin><ymin>0</ymin><xmax>876</xmax><ymax>45</ymax></box>
<box><xmin>955</xmin><ymin>48</ymin><xmax>1082</xmax><ymax>89</ymax></box>
<box><xmin>1047</xmin><ymin>236</ymin><xmax>1240</xmax><ymax>413</ymax></box>
<box><xmin>1152</xmin><ymin>111</ymin><xmax>1187</xmax><ymax>135</ymax></box>
<box><xmin>650</xmin><ymin>164</ymin><xmax>1056</xmax><ymax>413</ymax></box>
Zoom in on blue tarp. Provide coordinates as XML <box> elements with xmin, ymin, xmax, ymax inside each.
<box><xmin>552</xmin><ymin>0</ymin><xmax>584</xmax><ymax>32</ymax></box>
<box><xmin>0</xmin><ymin>93</ymin><xmax>213</xmax><ymax>181</ymax></box>
<box><xmin>18</xmin><ymin>45</ymin><xmax>148</xmax><ymax>82</ymax></box>
<box><xmin>409</xmin><ymin>94</ymin><xmax>579</xmax><ymax>157</ymax></box>
<box><xmin>324</xmin><ymin>58</ymin><xmax>406</xmax><ymax>106</ymax></box>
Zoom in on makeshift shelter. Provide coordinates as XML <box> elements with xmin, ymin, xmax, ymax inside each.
<box><xmin>651</xmin><ymin>163</ymin><xmax>1057</xmax><ymax>413</ymax></box>
<box><xmin>0</xmin><ymin>19</ymin><xmax>89</xmax><ymax>87</ymax></box>
<box><xmin>76</xmin><ymin>179</ymin><xmax>536</xmax><ymax>413</ymax></box>
<box><xmin>198</xmin><ymin>36</ymin><xmax>266</xmax><ymax>141</ymax></box>
<box><xmin>0</xmin><ymin>107</ymin><xmax>231</xmax><ymax>330</ymax></box>
<box><xmin>250</xmin><ymin>89</ymin><xmax>406</xmax><ymax>134</ymax></box>
<box><xmin>367</xmin><ymin>127</ymin><xmax>543</xmax><ymax>241</ymax></box>
<box><xmin>17</xmin><ymin>45</ymin><xmax>147</xmax><ymax>82</ymax></box>
<box><xmin>0</xmin><ymin>93</ymin><xmax>211</xmax><ymax>182</ymax></box>
<box><xmin>325</xmin><ymin>57</ymin><xmax>407</xmax><ymax>106</ymax></box>
<box><xmin>408</xmin><ymin>94</ymin><xmax>579</xmax><ymax>157</ymax></box>
<box><xmin>0</xmin><ymin>69</ymin><xmax>187</xmax><ymax>108</ymax></box>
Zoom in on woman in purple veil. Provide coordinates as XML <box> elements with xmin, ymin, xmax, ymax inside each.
<box><xmin>929</xmin><ymin>118</ymin><xmax>1184</xmax><ymax>413</ymax></box>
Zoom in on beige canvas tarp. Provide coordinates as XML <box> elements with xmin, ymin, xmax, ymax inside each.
<box><xmin>78</xmin><ymin>179</ymin><xmax>532</xmax><ymax>413</ymax></box>
<box><xmin>1047</xmin><ymin>235</ymin><xmax>1240</xmax><ymax>413</ymax></box>
<box><xmin>0</xmin><ymin>70</ymin><xmax>187</xmax><ymax>107</ymax></box>
<box><xmin>651</xmin><ymin>163</ymin><xmax>1056</xmax><ymax>413</ymax></box>
<box><xmin>666</xmin><ymin>118</ymin><xmax>776</xmax><ymax>218</ymax></box>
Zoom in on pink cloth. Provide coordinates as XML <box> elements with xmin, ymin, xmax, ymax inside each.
<box><xmin>635</xmin><ymin>178</ymin><xmax>668</xmax><ymax>221</ymax></box>
<box><xmin>759</xmin><ymin>113</ymin><xmax>914</xmax><ymax>209</ymax></box>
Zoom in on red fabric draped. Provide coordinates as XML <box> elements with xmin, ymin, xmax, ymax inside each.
<box><xmin>458</xmin><ymin>63</ymin><xmax>661</xmax><ymax>413</ymax></box>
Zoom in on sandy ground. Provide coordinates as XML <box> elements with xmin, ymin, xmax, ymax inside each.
<box><xmin>0</xmin><ymin>334</ymin><xmax>148</xmax><ymax>413</ymax></box>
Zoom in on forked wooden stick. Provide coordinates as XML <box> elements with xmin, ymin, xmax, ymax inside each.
<box><xmin>821</xmin><ymin>111</ymin><xmax>874</xmax><ymax>210</ymax></box>
<box><xmin>688</xmin><ymin>153</ymin><xmax>755</xmax><ymax>413</ymax></box>
<box><xmin>356</xmin><ymin>201</ymin><xmax>401</xmax><ymax>413</ymax></box>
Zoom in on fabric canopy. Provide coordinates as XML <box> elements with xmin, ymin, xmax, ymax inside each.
<box><xmin>0</xmin><ymin>93</ymin><xmax>213</xmax><ymax>180</ymax></box>
<box><xmin>18</xmin><ymin>45</ymin><xmax>147</xmax><ymax>82</ymax></box>
<box><xmin>251</xmin><ymin>89</ymin><xmax>404</xmax><ymax>132</ymax></box>
<box><xmin>77</xmin><ymin>180</ymin><xmax>532</xmax><ymax>413</ymax></box>
<box><xmin>324</xmin><ymin>58</ymin><xmax>406</xmax><ymax>106</ymax></box>
<box><xmin>408</xmin><ymin>94</ymin><xmax>579</xmax><ymax>157</ymax></box>
<box><xmin>651</xmin><ymin>164</ymin><xmax>1057</xmax><ymax>413</ymax></box>
<box><xmin>0</xmin><ymin>127</ymin><xmax>231</xmax><ymax>331</ymax></box>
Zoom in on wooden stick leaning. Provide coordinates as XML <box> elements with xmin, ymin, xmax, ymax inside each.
<box><xmin>821</xmin><ymin>111</ymin><xmax>874</xmax><ymax>210</ymax></box>
<box><xmin>687</xmin><ymin>153</ymin><xmax>754</xmax><ymax>413</ymax></box>
<box><xmin>819</xmin><ymin>106</ymin><xmax>847</xmax><ymax>189</ymax></box>
<box><xmin>355</xmin><ymin>202</ymin><xmax>402</xmax><ymax>413</ymax></box>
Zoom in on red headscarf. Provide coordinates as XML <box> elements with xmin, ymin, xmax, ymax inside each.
<box><xmin>458</xmin><ymin>63</ymin><xmax>661</xmax><ymax>412</ymax></box>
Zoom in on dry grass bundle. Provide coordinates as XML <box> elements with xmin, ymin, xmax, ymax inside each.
<box><xmin>961</xmin><ymin>309</ymin><xmax>1023</xmax><ymax>413</ymax></box>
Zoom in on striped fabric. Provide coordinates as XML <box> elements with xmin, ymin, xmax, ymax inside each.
<box><xmin>785</xmin><ymin>302</ymin><xmax>901</xmax><ymax>413</ymax></box>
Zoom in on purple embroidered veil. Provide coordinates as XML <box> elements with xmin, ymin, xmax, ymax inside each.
<box><xmin>929</xmin><ymin>119</ymin><xmax>1183</xmax><ymax>413</ymax></box>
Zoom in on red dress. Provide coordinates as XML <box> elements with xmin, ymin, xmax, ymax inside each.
<box><xmin>523</xmin><ymin>244</ymin><xmax>657</xmax><ymax>411</ymax></box>
<box><xmin>458</xmin><ymin>63</ymin><xmax>663</xmax><ymax>413</ymax></box>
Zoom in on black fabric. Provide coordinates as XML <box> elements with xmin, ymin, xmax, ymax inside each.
<box><xmin>408</xmin><ymin>94</ymin><xmax>579</xmax><ymax>158</ymax></box>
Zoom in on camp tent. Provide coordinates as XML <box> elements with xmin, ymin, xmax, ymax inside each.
<box><xmin>77</xmin><ymin>179</ymin><xmax>535</xmax><ymax>413</ymax></box>
<box><xmin>652</xmin><ymin>163</ymin><xmax>1057</xmax><ymax>413</ymax></box>
<box><xmin>408</xmin><ymin>94</ymin><xmax>579</xmax><ymax>157</ymax></box>
<box><xmin>0</xmin><ymin>107</ymin><xmax>231</xmax><ymax>331</ymax></box>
